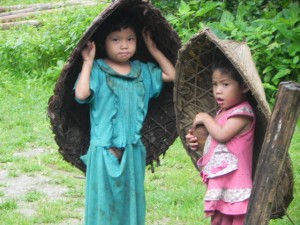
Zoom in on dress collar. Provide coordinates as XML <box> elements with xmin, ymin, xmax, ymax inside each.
<box><xmin>97</xmin><ymin>59</ymin><xmax>141</xmax><ymax>79</ymax></box>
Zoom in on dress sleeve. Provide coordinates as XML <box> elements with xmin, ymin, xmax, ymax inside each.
<box><xmin>144</xmin><ymin>62</ymin><xmax>163</xmax><ymax>98</ymax></box>
<box><xmin>228</xmin><ymin>102</ymin><xmax>255</xmax><ymax>119</ymax></box>
<box><xmin>74</xmin><ymin>61</ymin><xmax>100</xmax><ymax>104</ymax></box>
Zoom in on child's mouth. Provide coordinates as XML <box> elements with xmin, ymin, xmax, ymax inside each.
<box><xmin>119</xmin><ymin>52</ymin><xmax>130</xmax><ymax>56</ymax></box>
<box><xmin>216</xmin><ymin>98</ymin><xmax>224</xmax><ymax>104</ymax></box>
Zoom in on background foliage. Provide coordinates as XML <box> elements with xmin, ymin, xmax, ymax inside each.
<box><xmin>1</xmin><ymin>0</ymin><xmax>299</xmax><ymax>103</ymax></box>
<box><xmin>152</xmin><ymin>0</ymin><xmax>300</xmax><ymax>104</ymax></box>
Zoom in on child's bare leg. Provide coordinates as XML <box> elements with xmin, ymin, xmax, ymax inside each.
<box><xmin>109</xmin><ymin>147</ymin><xmax>124</xmax><ymax>161</ymax></box>
<box><xmin>232</xmin><ymin>214</ymin><xmax>245</xmax><ymax>225</ymax></box>
<box><xmin>211</xmin><ymin>211</ymin><xmax>232</xmax><ymax>225</ymax></box>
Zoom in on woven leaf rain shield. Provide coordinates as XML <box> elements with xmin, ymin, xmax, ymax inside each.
<box><xmin>48</xmin><ymin>0</ymin><xmax>181</xmax><ymax>173</ymax></box>
<box><xmin>174</xmin><ymin>28</ymin><xmax>294</xmax><ymax>219</ymax></box>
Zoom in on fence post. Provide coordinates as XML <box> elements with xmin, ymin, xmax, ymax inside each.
<box><xmin>245</xmin><ymin>81</ymin><xmax>300</xmax><ymax>225</ymax></box>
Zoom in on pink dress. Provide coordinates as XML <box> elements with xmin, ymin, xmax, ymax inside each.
<box><xmin>197</xmin><ymin>101</ymin><xmax>255</xmax><ymax>217</ymax></box>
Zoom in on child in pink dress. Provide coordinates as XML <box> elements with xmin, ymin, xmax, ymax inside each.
<box><xmin>186</xmin><ymin>58</ymin><xmax>256</xmax><ymax>225</ymax></box>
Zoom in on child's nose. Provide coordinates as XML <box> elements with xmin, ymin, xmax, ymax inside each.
<box><xmin>215</xmin><ymin>85</ymin><xmax>222</xmax><ymax>93</ymax></box>
<box><xmin>121</xmin><ymin>40</ymin><xmax>128</xmax><ymax>48</ymax></box>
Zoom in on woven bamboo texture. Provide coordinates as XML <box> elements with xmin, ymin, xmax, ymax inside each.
<box><xmin>174</xmin><ymin>28</ymin><xmax>293</xmax><ymax>219</ymax></box>
<box><xmin>48</xmin><ymin>0</ymin><xmax>181</xmax><ymax>173</ymax></box>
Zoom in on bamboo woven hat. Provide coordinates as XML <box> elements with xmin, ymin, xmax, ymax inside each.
<box><xmin>174</xmin><ymin>28</ymin><xmax>293</xmax><ymax>218</ymax></box>
<box><xmin>174</xmin><ymin>28</ymin><xmax>270</xmax><ymax>166</ymax></box>
<box><xmin>48</xmin><ymin>0</ymin><xmax>181</xmax><ymax>173</ymax></box>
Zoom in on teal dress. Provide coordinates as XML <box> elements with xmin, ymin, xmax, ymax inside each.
<box><xmin>75</xmin><ymin>59</ymin><xmax>163</xmax><ymax>225</ymax></box>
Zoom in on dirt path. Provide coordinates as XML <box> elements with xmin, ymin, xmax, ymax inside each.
<box><xmin>0</xmin><ymin>148</ymin><xmax>84</xmax><ymax>224</ymax></box>
<box><xmin>0</xmin><ymin>148</ymin><xmax>174</xmax><ymax>225</ymax></box>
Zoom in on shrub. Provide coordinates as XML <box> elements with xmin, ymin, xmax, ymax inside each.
<box><xmin>0</xmin><ymin>4</ymin><xmax>107</xmax><ymax>82</ymax></box>
<box><xmin>157</xmin><ymin>0</ymin><xmax>300</xmax><ymax>104</ymax></box>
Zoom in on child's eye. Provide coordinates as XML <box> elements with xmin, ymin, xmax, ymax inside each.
<box><xmin>128</xmin><ymin>37</ymin><xmax>136</xmax><ymax>42</ymax></box>
<box><xmin>212</xmin><ymin>82</ymin><xmax>217</xmax><ymax>86</ymax></box>
<box><xmin>112</xmin><ymin>38</ymin><xmax>119</xmax><ymax>42</ymax></box>
<box><xmin>223</xmin><ymin>83</ymin><xmax>229</xmax><ymax>87</ymax></box>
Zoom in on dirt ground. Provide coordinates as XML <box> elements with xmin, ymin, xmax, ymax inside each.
<box><xmin>0</xmin><ymin>148</ymin><xmax>173</xmax><ymax>225</ymax></box>
<box><xmin>0</xmin><ymin>148</ymin><xmax>84</xmax><ymax>225</ymax></box>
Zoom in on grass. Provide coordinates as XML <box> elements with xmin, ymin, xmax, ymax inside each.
<box><xmin>0</xmin><ymin>0</ymin><xmax>299</xmax><ymax>224</ymax></box>
<box><xmin>145</xmin><ymin>141</ymin><xmax>209</xmax><ymax>225</ymax></box>
<box><xmin>0</xmin><ymin>72</ymin><xmax>299</xmax><ymax>225</ymax></box>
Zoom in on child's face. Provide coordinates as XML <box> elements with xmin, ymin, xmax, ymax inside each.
<box><xmin>104</xmin><ymin>27</ymin><xmax>137</xmax><ymax>63</ymax></box>
<box><xmin>212</xmin><ymin>69</ymin><xmax>248</xmax><ymax>110</ymax></box>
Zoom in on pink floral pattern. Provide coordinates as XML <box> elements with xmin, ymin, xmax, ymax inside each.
<box><xmin>197</xmin><ymin>101</ymin><xmax>256</xmax><ymax>215</ymax></box>
<box><xmin>231</xmin><ymin>106</ymin><xmax>254</xmax><ymax>116</ymax></box>
<box><xmin>205</xmin><ymin>188</ymin><xmax>252</xmax><ymax>203</ymax></box>
<box><xmin>202</xmin><ymin>142</ymin><xmax>238</xmax><ymax>178</ymax></box>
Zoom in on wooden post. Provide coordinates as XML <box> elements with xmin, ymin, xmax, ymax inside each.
<box><xmin>0</xmin><ymin>0</ymin><xmax>98</xmax><ymax>13</ymax></box>
<box><xmin>0</xmin><ymin>20</ymin><xmax>40</xmax><ymax>30</ymax></box>
<box><xmin>0</xmin><ymin>2</ymin><xmax>97</xmax><ymax>23</ymax></box>
<box><xmin>245</xmin><ymin>81</ymin><xmax>300</xmax><ymax>225</ymax></box>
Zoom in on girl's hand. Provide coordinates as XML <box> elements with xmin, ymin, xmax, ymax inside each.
<box><xmin>142</xmin><ymin>27</ymin><xmax>157</xmax><ymax>53</ymax></box>
<box><xmin>142</xmin><ymin>27</ymin><xmax>175</xmax><ymax>82</ymax></box>
<box><xmin>75</xmin><ymin>41</ymin><xmax>95</xmax><ymax>100</ymax></box>
<box><xmin>81</xmin><ymin>41</ymin><xmax>96</xmax><ymax>63</ymax></box>
<box><xmin>185</xmin><ymin>129</ymin><xmax>198</xmax><ymax>151</ymax></box>
<box><xmin>192</xmin><ymin>112</ymin><xmax>207</xmax><ymax>128</ymax></box>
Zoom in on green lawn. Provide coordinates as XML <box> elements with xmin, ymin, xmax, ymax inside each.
<box><xmin>0</xmin><ymin>71</ymin><xmax>299</xmax><ymax>224</ymax></box>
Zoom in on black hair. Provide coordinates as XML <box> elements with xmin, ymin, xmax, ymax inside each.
<box><xmin>211</xmin><ymin>58</ymin><xmax>244</xmax><ymax>85</ymax></box>
<box><xmin>102</xmin><ymin>14</ymin><xmax>138</xmax><ymax>38</ymax></box>
<box><xmin>95</xmin><ymin>12</ymin><xmax>140</xmax><ymax>58</ymax></box>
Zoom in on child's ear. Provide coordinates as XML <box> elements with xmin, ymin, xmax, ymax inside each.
<box><xmin>242</xmin><ymin>84</ymin><xmax>250</xmax><ymax>93</ymax></box>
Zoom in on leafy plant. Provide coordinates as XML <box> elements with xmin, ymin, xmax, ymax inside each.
<box><xmin>0</xmin><ymin>3</ymin><xmax>107</xmax><ymax>80</ymax></box>
<box><xmin>156</xmin><ymin>0</ymin><xmax>300</xmax><ymax>104</ymax></box>
<box><xmin>166</xmin><ymin>0</ymin><xmax>224</xmax><ymax>42</ymax></box>
<box><xmin>208</xmin><ymin>1</ymin><xmax>300</xmax><ymax>104</ymax></box>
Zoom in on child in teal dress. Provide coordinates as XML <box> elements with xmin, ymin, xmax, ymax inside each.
<box><xmin>74</xmin><ymin>15</ymin><xmax>175</xmax><ymax>225</ymax></box>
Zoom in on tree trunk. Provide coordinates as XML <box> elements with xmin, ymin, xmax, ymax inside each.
<box><xmin>0</xmin><ymin>20</ymin><xmax>40</xmax><ymax>30</ymax></box>
<box><xmin>0</xmin><ymin>0</ymin><xmax>96</xmax><ymax>13</ymax></box>
<box><xmin>0</xmin><ymin>0</ymin><xmax>95</xmax><ymax>17</ymax></box>
<box><xmin>245</xmin><ymin>81</ymin><xmax>300</xmax><ymax>225</ymax></box>
<box><xmin>0</xmin><ymin>2</ymin><xmax>97</xmax><ymax>22</ymax></box>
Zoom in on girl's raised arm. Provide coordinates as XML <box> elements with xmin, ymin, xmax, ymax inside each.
<box><xmin>142</xmin><ymin>29</ymin><xmax>175</xmax><ymax>82</ymax></box>
<box><xmin>75</xmin><ymin>41</ymin><xmax>96</xmax><ymax>100</ymax></box>
<box><xmin>193</xmin><ymin>112</ymin><xmax>253</xmax><ymax>143</ymax></box>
